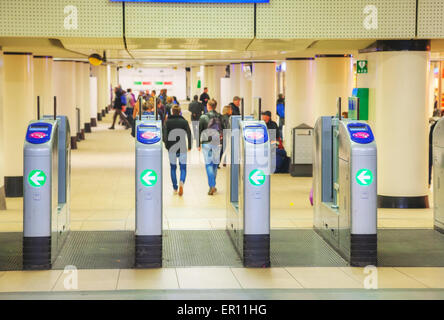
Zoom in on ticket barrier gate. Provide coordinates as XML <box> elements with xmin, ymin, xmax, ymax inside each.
<box><xmin>23</xmin><ymin>116</ymin><xmax>71</xmax><ymax>270</ymax></box>
<box><xmin>313</xmin><ymin>116</ymin><xmax>377</xmax><ymax>266</ymax></box>
<box><xmin>226</xmin><ymin>116</ymin><xmax>271</xmax><ymax>267</ymax></box>
<box><xmin>135</xmin><ymin>118</ymin><xmax>163</xmax><ymax>268</ymax></box>
<box><xmin>433</xmin><ymin>118</ymin><xmax>444</xmax><ymax>233</ymax></box>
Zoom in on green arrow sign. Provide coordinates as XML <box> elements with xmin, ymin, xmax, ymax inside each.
<box><xmin>356</xmin><ymin>169</ymin><xmax>373</xmax><ymax>186</ymax></box>
<box><xmin>140</xmin><ymin>169</ymin><xmax>158</xmax><ymax>187</ymax></box>
<box><xmin>249</xmin><ymin>169</ymin><xmax>266</xmax><ymax>186</ymax></box>
<box><xmin>28</xmin><ymin>170</ymin><xmax>47</xmax><ymax>187</ymax></box>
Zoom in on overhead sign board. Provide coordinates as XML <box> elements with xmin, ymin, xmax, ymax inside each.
<box><xmin>111</xmin><ymin>0</ymin><xmax>269</xmax><ymax>2</ymax></box>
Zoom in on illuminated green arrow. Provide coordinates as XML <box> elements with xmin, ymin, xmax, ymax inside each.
<box><xmin>28</xmin><ymin>170</ymin><xmax>47</xmax><ymax>187</ymax></box>
<box><xmin>140</xmin><ymin>169</ymin><xmax>158</xmax><ymax>187</ymax></box>
<box><xmin>249</xmin><ymin>169</ymin><xmax>266</xmax><ymax>186</ymax></box>
<box><xmin>356</xmin><ymin>169</ymin><xmax>373</xmax><ymax>186</ymax></box>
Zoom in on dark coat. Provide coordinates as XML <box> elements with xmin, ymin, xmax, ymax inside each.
<box><xmin>188</xmin><ymin>100</ymin><xmax>205</xmax><ymax>121</ymax></box>
<box><xmin>163</xmin><ymin>115</ymin><xmax>192</xmax><ymax>152</ymax></box>
<box><xmin>230</xmin><ymin>102</ymin><xmax>240</xmax><ymax>116</ymax></box>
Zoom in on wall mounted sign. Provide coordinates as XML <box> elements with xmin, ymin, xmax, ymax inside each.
<box><xmin>357</xmin><ymin>60</ymin><xmax>368</xmax><ymax>74</ymax></box>
<box><xmin>134</xmin><ymin>81</ymin><xmax>173</xmax><ymax>86</ymax></box>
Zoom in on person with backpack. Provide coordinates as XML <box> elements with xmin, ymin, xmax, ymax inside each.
<box><xmin>220</xmin><ymin>105</ymin><xmax>232</xmax><ymax>167</ymax></box>
<box><xmin>163</xmin><ymin>104</ymin><xmax>192</xmax><ymax>196</ymax></box>
<box><xmin>198</xmin><ymin>99</ymin><xmax>225</xmax><ymax>195</ymax></box>
<box><xmin>109</xmin><ymin>87</ymin><xmax>131</xmax><ymax>130</ymax></box>
<box><xmin>188</xmin><ymin>95</ymin><xmax>205</xmax><ymax>148</ymax></box>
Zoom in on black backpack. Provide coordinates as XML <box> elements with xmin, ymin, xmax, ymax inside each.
<box><xmin>207</xmin><ymin>113</ymin><xmax>223</xmax><ymax>142</ymax></box>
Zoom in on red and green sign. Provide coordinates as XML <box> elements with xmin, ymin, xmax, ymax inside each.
<box><xmin>134</xmin><ymin>81</ymin><xmax>173</xmax><ymax>86</ymax></box>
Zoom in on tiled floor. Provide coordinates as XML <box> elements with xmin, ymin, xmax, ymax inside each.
<box><xmin>0</xmin><ymin>267</ymin><xmax>444</xmax><ymax>292</ymax></box>
<box><xmin>0</xmin><ymin>110</ymin><xmax>441</xmax><ymax>295</ymax></box>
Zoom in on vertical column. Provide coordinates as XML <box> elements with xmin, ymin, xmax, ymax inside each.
<box><xmin>33</xmin><ymin>56</ymin><xmax>54</xmax><ymax>117</ymax></box>
<box><xmin>110</xmin><ymin>65</ymin><xmax>119</xmax><ymax>111</ymax></box>
<box><xmin>427</xmin><ymin>60</ymin><xmax>435</xmax><ymax>118</ymax></box>
<box><xmin>212</xmin><ymin>65</ymin><xmax>226</xmax><ymax>107</ymax></box>
<box><xmin>75</xmin><ymin>62</ymin><xmax>85</xmax><ymax>140</ymax></box>
<box><xmin>203</xmin><ymin>65</ymin><xmax>210</xmax><ymax>94</ymax></box>
<box><xmin>185</xmin><ymin>67</ymin><xmax>191</xmax><ymax>100</ymax></box>
<box><xmin>3</xmin><ymin>52</ymin><xmax>34</xmax><ymax>197</ymax></box>
<box><xmin>313</xmin><ymin>54</ymin><xmax>353</xmax><ymax>120</ymax></box>
<box><xmin>110</xmin><ymin>65</ymin><xmax>117</xmax><ymax>90</ymax></box>
<box><xmin>190</xmin><ymin>66</ymin><xmax>200</xmax><ymax>99</ymax></box>
<box><xmin>252</xmin><ymin>62</ymin><xmax>277</xmax><ymax>119</ymax></box>
<box><xmin>367</xmin><ymin>40</ymin><xmax>431</xmax><ymax>208</ymax></box>
<box><xmin>90</xmin><ymin>65</ymin><xmax>99</xmax><ymax>126</ymax></box>
<box><xmin>230</xmin><ymin>63</ymin><xmax>241</xmax><ymax>98</ymax></box>
<box><xmin>207</xmin><ymin>66</ymin><xmax>215</xmax><ymax>101</ymax></box>
<box><xmin>97</xmin><ymin>65</ymin><xmax>107</xmax><ymax>120</ymax></box>
<box><xmin>106</xmin><ymin>64</ymin><xmax>112</xmax><ymax>111</ymax></box>
<box><xmin>240</xmin><ymin>63</ymin><xmax>253</xmax><ymax>115</ymax></box>
<box><xmin>83</xmin><ymin>62</ymin><xmax>92</xmax><ymax>132</ymax></box>
<box><xmin>0</xmin><ymin>51</ymin><xmax>6</xmax><ymax>208</ymax></box>
<box><xmin>54</xmin><ymin>61</ymin><xmax>77</xmax><ymax>149</ymax></box>
<box><xmin>284</xmin><ymin>58</ymin><xmax>315</xmax><ymax>154</ymax></box>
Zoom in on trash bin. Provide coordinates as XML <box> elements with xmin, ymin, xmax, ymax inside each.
<box><xmin>290</xmin><ymin>123</ymin><xmax>313</xmax><ymax>177</ymax></box>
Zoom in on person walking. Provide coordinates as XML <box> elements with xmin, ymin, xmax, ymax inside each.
<box><xmin>163</xmin><ymin>104</ymin><xmax>192</xmax><ymax>196</ymax></box>
<box><xmin>188</xmin><ymin>95</ymin><xmax>205</xmax><ymax>147</ymax></box>
<box><xmin>200</xmin><ymin>87</ymin><xmax>210</xmax><ymax>113</ymax></box>
<box><xmin>165</xmin><ymin>96</ymin><xmax>174</xmax><ymax>119</ymax></box>
<box><xmin>125</xmin><ymin>88</ymin><xmax>136</xmax><ymax>128</ymax></box>
<box><xmin>109</xmin><ymin>87</ymin><xmax>131</xmax><ymax>130</ymax></box>
<box><xmin>220</xmin><ymin>105</ymin><xmax>232</xmax><ymax>167</ymax></box>
<box><xmin>199</xmin><ymin>99</ymin><xmax>225</xmax><ymax>195</ymax></box>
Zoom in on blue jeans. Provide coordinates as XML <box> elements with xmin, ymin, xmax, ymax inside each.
<box><xmin>202</xmin><ymin>143</ymin><xmax>221</xmax><ymax>188</ymax></box>
<box><xmin>168</xmin><ymin>152</ymin><xmax>187</xmax><ymax>190</ymax></box>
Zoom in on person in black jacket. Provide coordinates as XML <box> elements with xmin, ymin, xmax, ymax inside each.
<box><xmin>163</xmin><ymin>104</ymin><xmax>192</xmax><ymax>196</ymax></box>
<box><xmin>229</xmin><ymin>96</ymin><xmax>241</xmax><ymax>116</ymax></box>
<box><xmin>200</xmin><ymin>87</ymin><xmax>210</xmax><ymax>113</ymax></box>
<box><xmin>261</xmin><ymin>110</ymin><xmax>281</xmax><ymax>141</ymax></box>
<box><xmin>188</xmin><ymin>95</ymin><xmax>205</xmax><ymax>147</ymax></box>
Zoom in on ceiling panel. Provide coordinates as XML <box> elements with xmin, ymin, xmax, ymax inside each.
<box><xmin>0</xmin><ymin>0</ymin><xmax>122</xmax><ymax>38</ymax></box>
<box><xmin>256</xmin><ymin>0</ymin><xmax>416</xmax><ymax>39</ymax></box>
<box><xmin>124</xmin><ymin>2</ymin><xmax>254</xmax><ymax>39</ymax></box>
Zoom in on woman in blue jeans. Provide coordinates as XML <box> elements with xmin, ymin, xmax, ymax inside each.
<box><xmin>198</xmin><ymin>99</ymin><xmax>225</xmax><ymax>195</ymax></box>
<box><xmin>168</xmin><ymin>152</ymin><xmax>187</xmax><ymax>195</ymax></box>
<box><xmin>163</xmin><ymin>105</ymin><xmax>192</xmax><ymax>196</ymax></box>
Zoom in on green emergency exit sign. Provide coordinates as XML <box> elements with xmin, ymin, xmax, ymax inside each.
<box><xmin>357</xmin><ymin>60</ymin><xmax>368</xmax><ymax>74</ymax></box>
